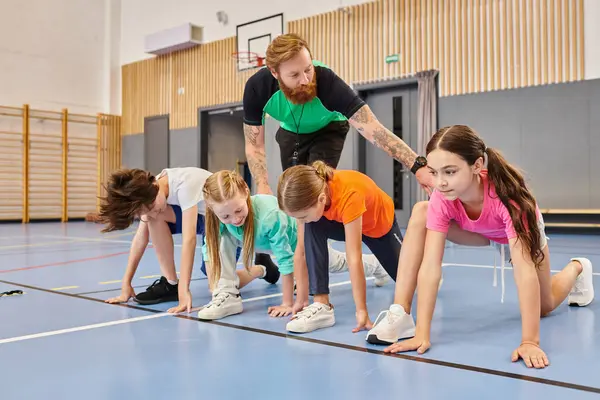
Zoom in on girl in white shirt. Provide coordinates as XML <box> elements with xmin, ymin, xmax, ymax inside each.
<box><xmin>98</xmin><ymin>167</ymin><xmax>279</xmax><ymax>313</ymax></box>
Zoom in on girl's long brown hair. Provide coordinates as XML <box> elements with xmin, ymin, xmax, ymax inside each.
<box><xmin>427</xmin><ymin>125</ymin><xmax>544</xmax><ymax>268</ymax></box>
<box><xmin>203</xmin><ymin>170</ymin><xmax>255</xmax><ymax>289</ymax></box>
<box><xmin>277</xmin><ymin>160</ymin><xmax>333</xmax><ymax>213</ymax></box>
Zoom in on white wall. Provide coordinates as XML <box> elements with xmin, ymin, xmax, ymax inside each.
<box><xmin>584</xmin><ymin>0</ymin><xmax>600</xmax><ymax>80</ymax></box>
<box><xmin>0</xmin><ymin>0</ymin><xmax>118</xmax><ymax>115</ymax></box>
<box><xmin>119</xmin><ymin>0</ymin><xmax>370</xmax><ymax>66</ymax></box>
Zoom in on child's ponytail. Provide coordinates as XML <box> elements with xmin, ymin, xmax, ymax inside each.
<box><xmin>486</xmin><ymin>147</ymin><xmax>544</xmax><ymax>268</ymax></box>
<box><xmin>277</xmin><ymin>160</ymin><xmax>333</xmax><ymax>213</ymax></box>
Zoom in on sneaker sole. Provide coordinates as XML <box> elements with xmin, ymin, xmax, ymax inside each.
<box><xmin>366</xmin><ymin>329</ymin><xmax>416</xmax><ymax>345</ymax></box>
<box><xmin>286</xmin><ymin>320</ymin><xmax>335</xmax><ymax>334</ymax></box>
<box><xmin>197</xmin><ymin>305</ymin><xmax>243</xmax><ymax>321</ymax></box>
<box><xmin>133</xmin><ymin>295</ymin><xmax>178</xmax><ymax>305</ymax></box>
<box><xmin>366</xmin><ymin>334</ymin><xmax>395</xmax><ymax>345</ymax></box>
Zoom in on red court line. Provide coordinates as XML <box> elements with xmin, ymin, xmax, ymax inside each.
<box><xmin>0</xmin><ymin>250</ymin><xmax>134</xmax><ymax>274</ymax></box>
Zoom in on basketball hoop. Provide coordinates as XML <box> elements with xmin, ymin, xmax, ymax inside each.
<box><xmin>232</xmin><ymin>51</ymin><xmax>265</xmax><ymax>70</ymax></box>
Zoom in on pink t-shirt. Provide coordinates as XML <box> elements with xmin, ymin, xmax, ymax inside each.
<box><xmin>426</xmin><ymin>171</ymin><xmax>540</xmax><ymax>244</ymax></box>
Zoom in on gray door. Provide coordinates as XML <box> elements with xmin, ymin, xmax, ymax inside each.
<box><xmin>144</xmin><ymin>115</ymin><xmax>169</xmax><ymax>175</ymax></box>
<box><xmin>362</xmin><ymin>86</ymin><xmax>418</xmax><ymax>228</ymax></box>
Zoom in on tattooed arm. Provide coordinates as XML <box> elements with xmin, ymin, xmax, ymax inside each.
<box><xmin>243</xmin><ymin>123</ymin><xmax>273</xmax><ymax>195</ymax></box>
<box><xmin>348</xmin><ymin>104</ymin><xmax>417</xmax><ymax>168</ymax></box>
<box><xmin>348</xmin><ymin>104</ymin><xmax>433</xmax><ymax>192</ymax></box>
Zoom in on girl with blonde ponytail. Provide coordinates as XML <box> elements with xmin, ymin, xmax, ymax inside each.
<box><xmin>198</xmin><ymin>169</ymin><xmax>390</xmax><ymax>321</ymax></box>
<box><xmin>277</xmin><ymin>161</ymin><xmax>403</xmax><ymax>334</ymax></box>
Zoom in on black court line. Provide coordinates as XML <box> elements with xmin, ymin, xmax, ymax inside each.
<box><xmin>1</xmin><ymin>278</ymin><xmax>599</xmax><ymax>395</ymax></box>
<box><xmin>74</xmin><ymin>277</ymin><xmax>207</xmax><ymax>296</ymax></box>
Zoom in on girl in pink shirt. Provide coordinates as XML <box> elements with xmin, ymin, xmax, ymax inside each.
<box><xmin>367</xmin><ymin>125</ymin><xmax>594</xmax><ymax>369</ymax></box>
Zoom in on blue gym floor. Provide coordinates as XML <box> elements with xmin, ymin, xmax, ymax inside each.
<box><xmin>0</xmin><ymin>221</ymin><xmax>599</xmax><ymax>399</ymax></box>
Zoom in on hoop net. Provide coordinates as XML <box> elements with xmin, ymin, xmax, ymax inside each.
<box><xmin>232</xmin><ymin>51</ymin><xmax>265</xmax><ymax>69</ymax></box>
<box><xmin>232</xmin><ymin>51</ymin><xmax>265</xmax><ymax>85</ymax></box>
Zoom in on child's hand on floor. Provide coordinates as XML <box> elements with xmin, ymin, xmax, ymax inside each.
<box><xmin>268</xmin><ymin>304</ymin><xmax>293</xmax><ymax>317</ymax></box>
<box><xmin>105</xmin><ymin>285</ymin><xmax>135</xmax><ymax>304</ymax></box>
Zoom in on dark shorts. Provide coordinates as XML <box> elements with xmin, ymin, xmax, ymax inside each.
<box><xmin>276</xmin><ymin>120</ymin><xmax>349</xmax><ymax>170</ymax></box>
<box><xmin>166</xmin><ymin>205</ymin><xmax>205</xmax><ymax>236</ymax></box>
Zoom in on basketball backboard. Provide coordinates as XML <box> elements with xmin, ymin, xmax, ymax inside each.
<box><xmin>235</xmin><ymin>13</ymin><xmax>284</xmax><ymax>71</ymax></box>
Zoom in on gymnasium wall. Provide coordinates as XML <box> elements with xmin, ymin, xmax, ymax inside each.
<box><xmin>120</xmin><ymin>0</ymin><xmax>372</xmax><ymax>66</ymax></box>
<box><xmin>0</xmin><ymin>0</ymin><xmax>121</xmax><ymax>115</ymax></box>
<box><xmin>438</xmin><ymin>77</ymin><xmax>600</xmax><ymax>209</ymax></box>
<box><xmin>121</xmin><ymin>0</ymin><xmax>588</xmax><ymax>136</ymax></box>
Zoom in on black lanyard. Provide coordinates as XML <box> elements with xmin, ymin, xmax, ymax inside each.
<box><xmin>286</xmin><ymin>101</ymin><xmax>305</xmax><ymax>166</ymax></box>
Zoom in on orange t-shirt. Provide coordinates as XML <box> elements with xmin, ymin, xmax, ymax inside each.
<box><xmin>322</xmin><ymin>170</ymin><xmax>395</xmax><ymax>238</ymax></box>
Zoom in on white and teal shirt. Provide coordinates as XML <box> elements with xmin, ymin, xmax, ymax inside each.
<box><xmin>202</xmin><ymin>194</ymin><xmax>297</xmax><ymax>275</ymax></box>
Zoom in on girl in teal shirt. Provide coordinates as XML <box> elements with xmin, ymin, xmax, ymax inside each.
<box><xmin>198</xmin><ymin>169</ymin><xmax>389</xmax><ymax>320</ymax></box>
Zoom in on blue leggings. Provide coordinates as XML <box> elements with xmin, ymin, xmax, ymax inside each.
<box><xmin>167</xmin><ymin>205</ymin><xmax>241</xmax><ymax>276</ymax></box>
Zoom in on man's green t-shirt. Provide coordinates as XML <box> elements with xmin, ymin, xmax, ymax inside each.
<box><xmin>242</xmin><ymin>60</ymin><xmax>365</xmax><ymax>134</ymax></box>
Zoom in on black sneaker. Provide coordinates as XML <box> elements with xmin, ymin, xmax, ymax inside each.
<box><xmin>134</xmin><ymin>276</ymin><xmax>178</xmax><ymax>305</ymax></box>
<box><xmin>254</xmin><ymin>253</ymin><xmax>280</xmax><ymax>284</ymax></box>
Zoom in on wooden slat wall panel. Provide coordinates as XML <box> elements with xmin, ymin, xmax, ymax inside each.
<box><xmin>0</xmin><ymin>104</ymin><xmax>120</xmax><ymax>222</ymax></box>
<box><xmin>67</xmin><ymin>117</ymin><xmax>98</xmax><ymax>219</ymax></box>
<box><xmin>0</xmin><ymin>107</ymin><xmax>24</xmax><ymax>221</ymax></box>
<box><xmin>121</xmin><ymin>0</ymin><xmax>585</xmax><ymax>134</ymax></box>
<box><xmin>97</xmin><ymin>114</ymin><xmax>122</xmax><ymax>213</ymax></box>
<box><xmin>28</xmin><ymin>110</ymin><xmax>63</xmax><ymax>220</ymax></box>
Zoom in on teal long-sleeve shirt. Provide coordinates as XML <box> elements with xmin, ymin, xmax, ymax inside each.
<box><xmin>201</xmin><ymin>194</ymin><xmax>298</xmax><ymax>275</ymax></box>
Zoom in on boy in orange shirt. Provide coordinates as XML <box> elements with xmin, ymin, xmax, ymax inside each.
<box><xmin>277</xmin><ymin>161</ymin><xmax>399</xmax><ymax>333</ymax></box>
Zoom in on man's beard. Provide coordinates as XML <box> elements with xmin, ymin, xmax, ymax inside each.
<box><xmin>278</xmin><ymin>74</ymin><xmax>317</xmax><ymax>104</ymax></box>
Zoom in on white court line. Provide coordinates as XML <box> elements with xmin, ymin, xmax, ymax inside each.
<box><xmin>0</xmin><ymin>278</ymin><xmax>367</xmax><ymax>344</ymax></box>
<box><xmin>241</xmin><ymin>277</ymin><xmax>374</xmax><ymax>303</ymax></box>
<box><xmin>0</xmin><ymin>240</ymin><xmax>84</xmax><ymax>251</ymax></box>
<box><xmin>0</xmin><ymin>313</ymin><xmax>170</xmax><ymax>345</ymax></box>
<box><xmin>442</xmin><ymin>263</ymin><xmax>600</xmax><ymax>276</ymax></box>
<box><xmin>41</xmin><ymin>235</ymin><xmax>202</xmax><ymax>249</ymax></box>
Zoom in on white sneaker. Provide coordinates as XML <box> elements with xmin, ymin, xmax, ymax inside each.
<box><xmin>286</xmin><ymin>302</ymin><xmax>335</xmax><ymax>333</ymax></box>
<box><xmin>197</xmin><ymin>291</ymin><xmax>243</xmax><ymax>320</ymax></box>
<box><xmin>568</xmin><ymin>257</ymin><xmax>594</xmax><ymax>307</ymax></box>
<box><xmin>366</xmin><ymin>304</ymin><xmax>416</xmax><ymax>345</ymax></box>
<box><xmin>363</xmin><ymin>254</ymin><xmax>391</xmax><ymax>287</ymax></box>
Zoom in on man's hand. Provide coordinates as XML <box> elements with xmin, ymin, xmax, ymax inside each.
<box><xmin>415</xmin><ymin>167</ymin><xmax>434</xmax><ymax>195</ymax></box>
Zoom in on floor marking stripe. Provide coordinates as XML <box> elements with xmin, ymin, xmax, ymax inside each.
<box><xmin>44</xmin><ymin>235</ymin><xmax>202</xmax><ymax>249</ymax></box>
<box><xmin>0</xmin><ymin>313</ymin><xmax>169</xmax><ymax>345</ymax></box>
<box><xmin>0</xmin><ymin>240</ymin><xmax>82</xmax><ymax>251</ymax></box>
<box><xmin>99</xmin><ymin>280</ymin><xmax>122</xmax><ymax>285</ymax></box>
<box><xmin>1</xmin><ymin>277</ymin><xmax>599</xmax><ymax>393</ymax></box>
<box><xmin>443</xmin><ymin>263</ymin><xmax>600</xmax><ymax>276</ymax></box>
<box><xmin>0</xmin><ymin>250</ymin><xmax>131</xmax><ymax>274</ymax></box>
<box><xmin>50</xmin><ymin>286</ymin><xmax>79</xmax><ymax>291</ymax></box>
<box><xmin>241</xmin><ymin>278</ymin><xmax>374</xmax><ymax>303</ymax></box>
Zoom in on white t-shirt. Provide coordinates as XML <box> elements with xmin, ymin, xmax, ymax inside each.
<box><xmin>156</xmin><ymin>167</ymin><xmax>212</xmax><ymax>215</ymax></box>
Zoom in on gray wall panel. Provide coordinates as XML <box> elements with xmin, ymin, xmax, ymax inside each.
<box><xmin>169</xmin><ymin>127</ymin><xmax>199</xmax><ymax>168</ymax></box>
<box><xmin>121</xmin><ymin>133</ymin><xmax>144</xmax><ymax>169</ymax></box>
<box><xmin>439</xmin><ymin>78</ymin><xmax>600</xmax><ymax>209</ymax></box>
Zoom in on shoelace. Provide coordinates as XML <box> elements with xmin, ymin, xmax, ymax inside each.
<box><xmin>571</xmin><ymin>275</ymin><xmax>587</xmax><ymax>295</ymax></box>
<box><xmin>0</xmin><ymin>290</ymin><xmax>23</xmax><ymax>297</ymax></box>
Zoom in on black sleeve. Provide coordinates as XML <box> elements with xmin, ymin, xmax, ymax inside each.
<box><xmin>316</xmin><ymin>66</ymin><xmax>366</xmax><ymax>119</ymax></box>
<box><xmin>242</xmin><ymin>68</ymin><xmax>278</xmax><ymax>126</ymax></box>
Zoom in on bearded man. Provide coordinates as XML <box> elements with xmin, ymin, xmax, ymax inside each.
<box><xmin>242</xmin><ymin>33</ymin><xmax>433</xmax><ymax>195</ymax></box>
